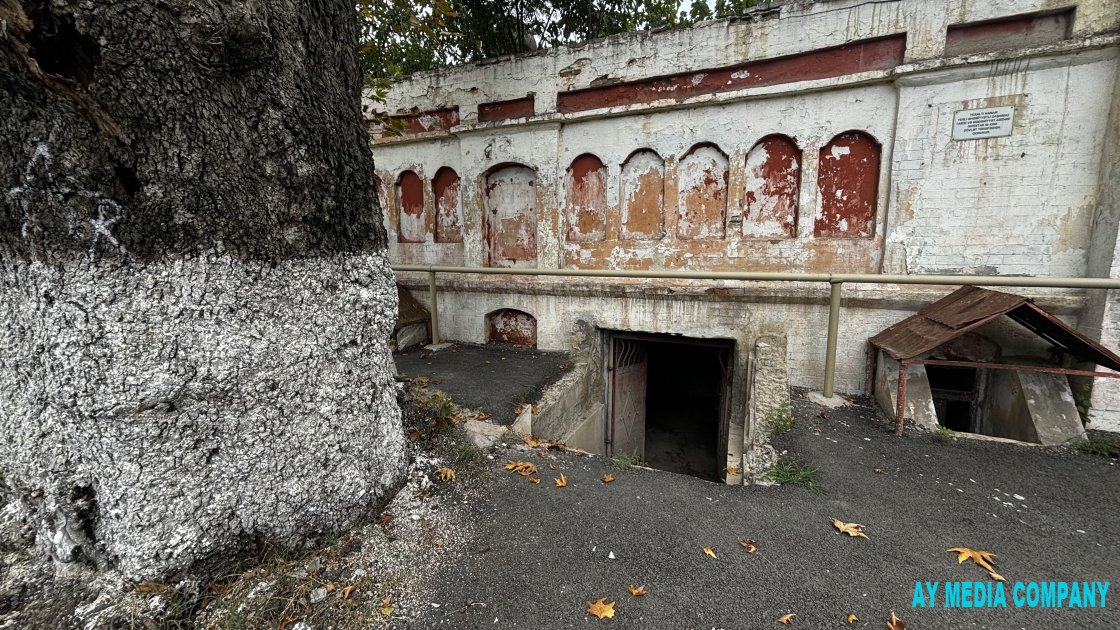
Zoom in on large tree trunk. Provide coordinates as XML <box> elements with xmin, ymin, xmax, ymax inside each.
<box><xmin>0</xmin><ymin>0</ymin><xmax>406</xmax><ymax>580</ymax></box>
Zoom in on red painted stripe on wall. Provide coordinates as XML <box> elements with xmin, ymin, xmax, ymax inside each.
<box><xmin>556</xmin><ymin>35</ymin><xmax>907</xmax><ymax>114</ymax></box>
<box><xmin>479</xmin><ymin>96</ymin><xmax>535</xmax><ymax>122</ymax></box>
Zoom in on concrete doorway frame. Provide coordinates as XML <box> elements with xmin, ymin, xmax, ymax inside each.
<box><xmin>603</xmin><ymin>330</ymin><xmax>735</xmax><ymax>478</ymax></box>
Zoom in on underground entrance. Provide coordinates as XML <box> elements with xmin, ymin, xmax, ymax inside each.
<box><xmin>606</xmin><ymin>332</ymin><xmax>733</xmax><ymax>482</ymax></box>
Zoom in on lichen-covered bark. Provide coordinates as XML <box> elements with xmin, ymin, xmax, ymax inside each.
<box><xmin>0</xmin><ymin>0</ymin><xmax>406</xmax><ymax>580</ymax></box>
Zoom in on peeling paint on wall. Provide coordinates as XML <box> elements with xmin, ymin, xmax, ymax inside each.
<box><xmin>565</xmin><ymin>154</ymin><xmax>607</xmax><ymax>242</ymax></box>
<box><xmin>488</xmin><ymin>308</ymin><xmax>537</xmax><ymax>346</ymax></box>
<box><xmin>396</xmin><ymin>170</ymin><xmax>426</xmax><ymax>243</ymax></box>
<box><xmin>555</xmin><ymin>36</ymin><xmax>906</xmax><ymax>114</ymax></box>
<box><xmin>485</xmin><ymin>165</ymin><xmax>538</xmax><ymax>267</ymax></box>
<box><xmin>433</xmin><ymin>166</ymin><xmax>463</xmax><ymax>243</ymax></box>
<box><xmin>743</xmin><ymin>135</ymin><xmax>801</xmax><ymax>238</ymax></box>
<box><xmin>621</xmin><ymin>150</ymin><xmax>665</xmax><ymax>241</ymax></box>
<box><xmin>478</xmin><ymin>96</ymin><xmax>535</xmax><ymax>122</ymax></box>
<box><xmin>387</xmin><ymin>108</ymin><xmax>460</xmax><ymax>135</ymax></box>
<box><xmin>678</xmin><ymin>144</ymin><xmax>729</xmax><ymax>241</ymax></box>
<box><xmin>815</xmin><ymin>131</ymin><xmax>879</xmax><ymax>238</ymax></box>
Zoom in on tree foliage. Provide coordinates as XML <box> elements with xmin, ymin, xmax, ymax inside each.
<box><xmin>357</xmin><ymin>0</ymin><xmax>760</xmax><ymax>84</ymax></box>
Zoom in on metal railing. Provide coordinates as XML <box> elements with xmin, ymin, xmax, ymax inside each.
<box><xmin>392</xmin><ymin>264</ymin><xmax>1120</xmax><ymax>400</ymax></box>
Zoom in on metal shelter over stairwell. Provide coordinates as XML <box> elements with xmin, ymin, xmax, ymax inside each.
<box><xmin>868</xmin><ymin>286</ymin><xmax>1120</xmax><ymax>435</ymax></box>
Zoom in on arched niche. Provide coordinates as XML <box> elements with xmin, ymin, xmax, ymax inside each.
<box><xmin>815</xmin><ymin>131</ymin><xmax>880</xmax><ymax>238</ymax></box>
<box><xmin>565</xmin><ymin>153</ymin><xmax>607</xmax><ymax>243</ymax></box>
<box><xmin>677</xmin><ymin>143</ymin><xmax>728</xmax><ymax>240</ymax></box>
<box><xmin>743</xmin><ymin>135</ymin><xmax>801</xmax><ymax>238</ymax></box>
<box><xmin>395</xmin><ymin>170</ymin><xmax>426</xmax><ymax>243</ymax></box>
<box><xmin>432</xmin><ymin>166</ymin><xmax>463</xmax><ymax>243</ymax></box>
<box><xmin>620</xmin><ymin>149</ymin><xmax>665</xmax><ymax>241</ymax></box>
<box><xmin>484</xmin><ymin>164</ymin><xmax>537</xmax><ymax>268</ymax></box>
<box><xmin>487</xmin><ymin>308</ymin><xmax>537</xmax><ymax>347</ymax></box>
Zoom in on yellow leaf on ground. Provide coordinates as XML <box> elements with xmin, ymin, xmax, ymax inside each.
<box><xmin>530</xmin><ymin>476</ymin><xmax>541</xmax><ymax>484</ymax></box>
<box><xmin>947</xmin><ymin>547</ymin><xmax>1002</xmax><ymax>579</ymax></box>
<box><xmin>554</xmin><ymin>473</ymin><xmax>568</xmax><ymax>487</ymax></box>
<box><xmin>341</xmin><ymin>584</ymin><xmax>356</xmax><ymax>600</ymax></box>
<box><xmin>831</xmin><ymin>518</ymin><xmax>869</xmax><ymax>539</ymax></box>
<box><xmin>601</xmin><ymin>473</ymin><xmax>615</xmax><ymax>484</ymax></box>
<box><xmin>520</xmin><ymin>433</ymin><xmax>541</xmax><ymax>447</ymax></box>
<box><xmin>379</xmin><ymin>596</ymin><xmax>394</xmax><ymax>616</ymax></box>
<box><xmin>886</xmin><ymin>610</ymin><xmax>907</xmax><ymax>630</ymax></box>
<box><xmin>587</xmin><ymin>598</ymin><xmax>616</xmax><ymax>619</ymax></box>
<box><xmin>846</xmin><ymin>612</ymin><xmax>858</xmax><ymax>624</ymax></box>
<box><xmin>628</xmin><ymin>584</ymin><xmax>647</xmax><ymax>596</ymax></box>
<box><xmin>437</xmin><ymin>466</ymin><xmax>455</xmax><ymax>481</ymax></box>
<box><xmin>738</xmin><ymin>538</ymin><xmax>758</xmax><ymax>553</ymax></box>
<box><xmin>504</xmin><ymin>460</ymin><xmax>538</xmax><ymax>476</ymax></box>
<box><xmin>725</xmin><ymin>466</ymin><xmax>740</xmax><ymax>475</ymax></box>
<box><xmin>777</xmin><ymin>612</ymin><xmax>796</xmax><ymax>624</ymax></box>
<box><xmin>703</xmin><ymin>546</ymin><xmax>717</xmax><ymax>559</ymax></box>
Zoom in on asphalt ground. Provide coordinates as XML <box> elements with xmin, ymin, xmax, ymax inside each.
<box><xmin>393</xmin><ymin>342</ymin><xmax>570</xmax><ymax>426</ymax></box>
<box><xmin>406</xmin><ymin>391</ymin><xmax>1119</xmax><ymax>629</ymax></box>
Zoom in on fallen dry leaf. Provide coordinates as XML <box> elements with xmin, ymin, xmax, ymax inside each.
<box><xmin>831</xmin><ymin>518</ymin><xmax>869</xmax><ymax>539</ymax></box>
<box><xmin>628</xmin><ymin>584</ymin><xmax>647</xmax><ymax>596</ymax></box>
<box><xmin>437</xmin><ymin>466</ymin><xmax>455</xmax><ymax>481</ymax></box>
<box><xmin>725</xmin><ymin>465</ymin><xmax>740</xmax><ymax>476</ymax></box>
<box><xmin>379</xmin><ymin>596</ymin><xmax>394</xmax><ymax>617</ymax></box>
<box><xmin>703</xmin><ymin>546</ymin><xmax>717</xmax><ymax>559</ymax></box>
<box><xmin>587</xmin><ymin>598</ymin><xmax>616</xmax><ymax>619</ymax></box>
<box><xmin>520</xmin><ymin>432</ymin><xmax>542</xmax><ymax>448</ymax></box>
<box><xmin>777</xmin><ymin>612</ymin><xmax>796</xmax><ymax>624</ymax></box>
<box><xmin>948</xmin><ymin>547</ymin><xmax>1004</xmax><ymax>581</ymax></box>
<box><xmin>378</xmin><ymin>513</ymin><xmax>393</xmax><ymax>529</ymax></box>
<box><xmin>601</xmin><ymin>473</ymin><xmax>615</xmax><ymax>484</ymax></box>
<box><xmin>846</xmin><ymin>612</ymin><xmax>858</xmax><ymax>624</ymax></box>
<box><xmin>135</xmin><ymin>581</ymin><xmax>169</xmax><ymax>594</ymax></box>
<box><xmin>341</xmin><ymin>584</ymin><xmax>357</xmax><ymax>600</ymax></box>
<box><xmin>530</xmin><ymin>476</ymin><xmax>541</xmax><ymax>484</ymax></box>
<box><xmin>886</xmin><ymin>610</ymin><xmax>906</xmax><ymax>630</ymax></box>
<box><xmin>504</xmin><ymin>460</ymin><xmax>538</xmax><ymax>476</ymax></box>
<box><xmin>554</xmin><ymin>473</ymin><xmax>568</xmax><ymax>487</ymax></box>
<box><xmin>738</xmin><ymin>538</ymin><xmax>758</xmax><ymax>553</ymax></box>
<box><xmin>434</xmin><ymin>538</ymin><xmax>444</xmax><ymax>547</ymax></box>
<box><xmin>548</xmin><ymin>462</ymin><xmax>557</xmax><ymax>470</ymax></box>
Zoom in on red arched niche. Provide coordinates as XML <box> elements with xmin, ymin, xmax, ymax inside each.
<box><xmin>565</xmin><ymin>154</ymin><xmax>607</xmax><ymax>242</ymax></box>
<box><xmin>484</xmin><ymin>164</ymin><xmax>537</xmax><ymax>268</ymax></box>
<box><xmin>396</xmin><ymin>170</ymin><xmax>426</xmax><ymax>243</ymax></box>
<box><xmin>620</xmin><ymin>149</ymin><xmax>665</xmax><ymax>240</ymax></box>
<box><xmin>677</xmin><ymin>143</ymin><xmax>728</xmax><ymax>240</ymax></box>
<box><xmin>487</xmin><ymin>309</ymin><xmax>537</xmax><ymax>347</ymax></box>
<box><xmin>432</xmin><ymin>167</ymin><xmax>462</xmax><ymax>243</ymax></box>
<box><xmin>815</xmin><ymin>131</ymin><xmax>880</xmax><ymax>238</ymax></box>
<box><xmin>743</xmin><ymin>135</ymin><xmax>800</xmax><ymax>238</ymax></box>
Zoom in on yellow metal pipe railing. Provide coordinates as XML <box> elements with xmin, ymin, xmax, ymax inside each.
<box><xmin>392</xmin><ymin>264</ymin><xmax>1120</xmax><ymax>400</ymax></box>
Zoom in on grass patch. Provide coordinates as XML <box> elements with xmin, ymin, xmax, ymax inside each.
<box><xmin>932</xmin><ymin>424</ymin><xmax>954</xmax><ymax>442</ymax></box>
<box><xmin>610</xmin><ymin>451</ymin><xmax>643</xmax><ymax>471</ymax></box>
<box><xmin>767</xmin><ymin>457</ymin><xmax>821</xmax><ymax>492</ymax></box>
<box><xmin>1075</xmin><ymin>431</ymin><xmax>1120</xmax><ymax>457</ymax></box>
<box><xmin>767</xmin><ymin>402</ymin><xmax>794</xmax><ymax>436</ymax></box>
<box><xmin>439</xmin><ymin>428</ymin><xmax>490</xmax><ymax>482</ymax></box>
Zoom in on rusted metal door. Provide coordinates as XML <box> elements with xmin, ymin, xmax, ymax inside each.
<box><xmin>610</xmin><ymin>338</ymin><xmax>647</xmax><ymax>458</ymax></box>
<box><xmin>484</xmin><ymin>165</ymin><xmax>537</xmax><ymax>267</ymax></box>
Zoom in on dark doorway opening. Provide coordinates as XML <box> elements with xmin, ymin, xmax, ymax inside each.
<box><xmin>608</xmin><ymin>333</ymin><xmax>732</xmax><ymax>482</ymax></box>
<box><xmin>927</xmin><ymin>365</ymin><xmax>978</xmax><ymax>432</ymax></box>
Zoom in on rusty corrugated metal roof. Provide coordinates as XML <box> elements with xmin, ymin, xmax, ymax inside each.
<box><xmin>869</xmin><ymin>286</ymin><xmax>1120</xmax><ymax>371</ymax></box>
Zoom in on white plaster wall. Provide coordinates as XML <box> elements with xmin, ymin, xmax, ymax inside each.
<box><xmin>368</xmin><ymin>0</ymin><xmax>1119</xmax><ymax>121</ymax></box>
<box><xmin>883</xmin><ymin>53</ymin><xmax>1119</xmax><ymax>277</ymax></box>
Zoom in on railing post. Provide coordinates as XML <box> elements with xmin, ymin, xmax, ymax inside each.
<box><xmin>428</xmin><ymin>268</ymin><xmax>440</xmax><ymax>345</ymax></box>
<box><xmin>823</xmin><ymin>280</ymin><xmax>843</xmax><ymax>398</ymax></box>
